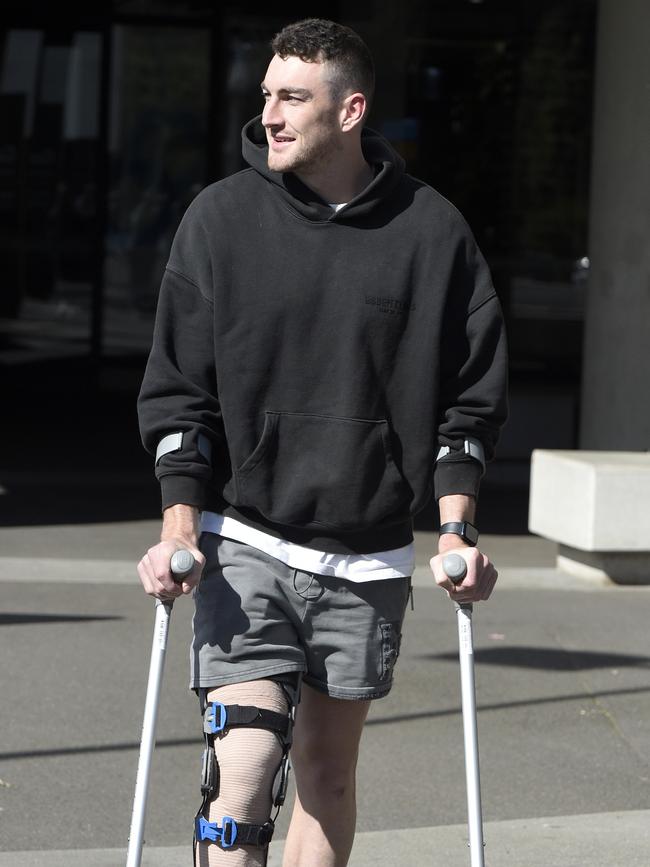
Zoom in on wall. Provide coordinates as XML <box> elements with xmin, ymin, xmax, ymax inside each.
<box><xmin>580</xmin><ymin>0</ymin><xmax>650</xmax><ymax>448</ymax></box>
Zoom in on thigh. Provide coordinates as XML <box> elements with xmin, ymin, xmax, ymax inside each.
<box><xmin>191</xmin><ymin>534</ymin><xmax>306</xmax><ymax>690</ymax></box>
<box><xmin>291</xmin><ymin>682</ymin><xmax>371</xmax><ymax>771</ymax></box>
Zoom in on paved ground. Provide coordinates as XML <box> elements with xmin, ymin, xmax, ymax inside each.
<box><xmin>1</xmin><ymin>524</ymin><xmax>649</xmax><ymax>865</ymax></box>
<box><xmin>1</xmin><ymin>812</ymin><xmax>649</xmax><ymax>866</ymax></box>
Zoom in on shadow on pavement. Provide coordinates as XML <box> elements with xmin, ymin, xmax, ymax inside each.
<box><xmin>365</xmin><ymin>684</ymin><xmax>650</xmax><ymax>727</ymax></box>
<box><xmin>2</xmin><ymin>684</ymin><xmax>648</xmax><ymax>763</ymax></box>
<box><xmin>0</xmin><ymin>735</ymin><xmax>200</xmax><ymax>762</ymax></box>
<box><xmin>0</xmin><ymin>613</ymin><xmax>123</xmax><ymax>625</ymax></box>
<box><xmin>421</xmin><ymin>646</ymin><xmax>650</xmax><ymax>670</ymax></box>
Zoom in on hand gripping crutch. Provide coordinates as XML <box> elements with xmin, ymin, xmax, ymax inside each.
<box><xmin>443</xmin><ymin>553</ymin><xmax>486</xmax><ymax>867</ymax></box>
<box><xmin>126</xmin><ymin>549</ymin><xmax>195</xmax><ymax>867</ymax></box>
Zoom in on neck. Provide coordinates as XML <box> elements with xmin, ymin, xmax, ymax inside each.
<box><xmin>296</xmin><ymin>145</ymin><xmax>374</xmax><ymax>205</ymax></box>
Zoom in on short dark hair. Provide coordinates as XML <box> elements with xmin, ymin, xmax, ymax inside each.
<box><xmin>271</xmin><ymin>18</ymin><xmax>375</xmax><ymax>111</ymax></box>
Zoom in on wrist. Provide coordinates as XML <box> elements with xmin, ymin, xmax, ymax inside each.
<box><xmin>439</xmin><ymin>520</ymin><xmax>479</xmax><ymax>547</ymax></box>
<box><xmin>161</xmin><ymin>504</ymin><xmax>200</xmax><ymax>546</ymax></box>
<box><xmin>438</xmin><ymin>534</ymin><xmax>472</xmax><ymax>554</ymax></box>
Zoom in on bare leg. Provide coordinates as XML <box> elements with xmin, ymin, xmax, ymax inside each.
<box><xmin>282</xmin><ymin>684</ymin><xmax>371</xmax><ymax>867</ymax></box>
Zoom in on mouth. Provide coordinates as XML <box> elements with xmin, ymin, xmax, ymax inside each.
<box><xmin>269</xmin><ymin>134</ymin><xmax>296</xmax><ymax>150</ymax></box>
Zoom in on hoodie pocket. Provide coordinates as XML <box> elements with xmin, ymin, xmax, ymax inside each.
<box><xmin>235</xmin><ymin>411</ymin><xmax>411</xmax><ymax>532</ymax></box>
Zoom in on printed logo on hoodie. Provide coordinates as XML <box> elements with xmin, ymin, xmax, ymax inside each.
<box><xmin>365</xmin><ymin>295</ymin><xmax>416</xmax><ymax>315</ymax></box>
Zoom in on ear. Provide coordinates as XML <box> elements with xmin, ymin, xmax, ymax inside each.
<box><xmin>340</xmin><ymin>92</ymin><xmax>367</xmax><ymax>132</ymax></box>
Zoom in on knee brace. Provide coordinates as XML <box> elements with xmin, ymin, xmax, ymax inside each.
<box><xmin>193</xmin><ymin>674</ymin><xmax>301</xmax><ymax>863</ymax></box>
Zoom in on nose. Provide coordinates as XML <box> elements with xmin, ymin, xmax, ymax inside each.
<box><xmin>262</xmin><ymin>96</ymin><xmax>282</xmax><ymax>129</ymax></box>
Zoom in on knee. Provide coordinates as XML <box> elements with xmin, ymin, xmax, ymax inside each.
<box><xmin>204</xmin><ymin>680</ymin><xmax>290</xmax><ymax>818</ymax></box>
<box><xmin>291</xmin><ymin>736</ymin><xmax>358</xmax><ymax>800</ymax></box>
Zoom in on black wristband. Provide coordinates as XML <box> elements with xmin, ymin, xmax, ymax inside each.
<box><xmin>439</xmin><ymin>521</ymin><xmax>479</xmax><ymax>546</ymax></box>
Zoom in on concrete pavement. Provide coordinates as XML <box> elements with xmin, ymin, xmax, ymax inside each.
<box><xmin>1</xmin><ymin>811</ymin><xmax>649</xmax><ymax>866</ymax></box>
<box><xmin>1</xmin><ymin>522</ymin><xmax>649</xmax><ymax>865</ymax></box>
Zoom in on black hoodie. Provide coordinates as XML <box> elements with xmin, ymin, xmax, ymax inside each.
<box><xmin>137</xmin><ymin>117</ymin><xmax>508</xmax><ymax>554</ymax></box>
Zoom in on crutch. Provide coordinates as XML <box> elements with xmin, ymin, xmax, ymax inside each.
<box><xmin>443</xmin><ymin>552</ymin><xmax>486</xmax><ymax>867</ymax></box>
<box><xmin>126</xmin><ymin>549</ymin><xmax>196</xmax><ymax>867</ymax></box>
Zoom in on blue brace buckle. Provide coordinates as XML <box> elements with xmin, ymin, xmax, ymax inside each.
<box><xmin>205</xmin><ymin>701</ymin><xmax>227</xmax><ymax>734</ymax></box>
<box><xmin>195</xmin><ymin>815</ymin><xmax>237</xmax><ymax>848</ymax></box>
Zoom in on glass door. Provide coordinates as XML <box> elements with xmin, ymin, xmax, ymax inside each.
<box><xmin>104</xmin><ymin>23</ymin><xmax>210</xmax><ymax>352</ymax></box>
<box><xmin>0</xmin><ymin>27</ymin><xmax>102</xmax><ymax>363</ymax></box>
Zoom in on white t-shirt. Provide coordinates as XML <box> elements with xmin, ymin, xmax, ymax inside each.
<box><xmin>200</xmin><ymin>512</ymin><xmax>414</xmax><ymax>582</ymax></box>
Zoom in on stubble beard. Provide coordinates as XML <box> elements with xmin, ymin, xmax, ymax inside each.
<box><xmin>267</xmin><ymin>111</ymin><xmax>342</xmax><ymax>176</ymax></box>
<box><xmin>268</xmin><ymin>139</ymin><xmax>331</xmax><ymax>174</ymax></box>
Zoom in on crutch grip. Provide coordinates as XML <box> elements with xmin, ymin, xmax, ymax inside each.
<box><xmin>443</xmin><ymin>553</ymin><xmax>467</xmax><ymax>584</ymax></box>
<box><xmin>170</xmin><ymin>549</ymin><xmax>195</xmax><ymax>582</ymax></box>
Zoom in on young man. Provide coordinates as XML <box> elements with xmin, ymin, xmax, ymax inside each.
<box><xmin>137</xmin><ymin>18</ymin><xmax>508</xmax><ymax>867</ymax></box>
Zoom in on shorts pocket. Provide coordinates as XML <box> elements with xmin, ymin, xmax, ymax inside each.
<box><xmin>235</xmin><ymin>411</ymin><xmax>412</xmax><ymax>531</ymax></box>
<box><xmin>379</xmin><ymin>621</ymin><xmax>402</xmax><ymax>681</ymax></box>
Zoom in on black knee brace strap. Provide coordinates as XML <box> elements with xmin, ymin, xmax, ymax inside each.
<box><xmin>204</xmin><ymin>701</ymin><xmax>291</xmax><ymax>738</ymax></box>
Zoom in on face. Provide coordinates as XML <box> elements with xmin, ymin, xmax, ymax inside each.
<box><xmin>261</xmin><ymin>53</ymin><xmax>344</xmax><ymax>175</ymax></box>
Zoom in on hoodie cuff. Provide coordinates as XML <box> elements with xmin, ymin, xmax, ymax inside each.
<box><xmin>434</xmin><ymin>460</ymin><xmax>484</xmax><ymax>501</ymax></box>
<box><xmin>160</xmin><ymin>475</ymin><xmax>208</xmax><ymax>512</ymax></box>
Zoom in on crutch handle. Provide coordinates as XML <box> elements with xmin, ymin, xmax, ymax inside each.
<box><xmin>443</xmin><ymin>553</ymin><xmax>467</xmax><ymax>584</ymax></box>
<box><xmin>170</xmin><ymin>549</ymin><xmax>195</xmax><ymax>581</ymax></box>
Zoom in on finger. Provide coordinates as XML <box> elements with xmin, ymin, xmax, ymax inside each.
<box><xmin>150</xmin><ymin>568</ymin><xmax>182</xmax><ymax>597</ymax></box>
<box><xmin>169</xmin><ymin>546</ymin><xmax>206</xmax><ymax>596</ymax></box>
<box><xmin>137</xmin><ymin>556</ymin><xmax>156</xmax><ymax>595</ymax></box>
<box><xmin>147</xmin><ymin>571</ymin><xmax>182</xmax><ymax>600</ymax></box>
<box><xmin>184</xmin><ymin>549</ymin><xmax>206</xmax><ymax>591</ymax></box>
<box><xmin>140</xmin><ymin>545</ymin><xmax>184</xmax><ymax>598</ymax></box>
<box><xmin>471</xmin><ymin>555</ymin><xmax>492</xmax><ymax>596</ymax></box>
<box><xmin>453</xmin><ymin>571</ymin><xmax>487</xmax><ymax>604</ymax></box>
<box><xmin>158</xmin><ymin>563</ymin><xmax>185</xmax><ymax>596</ymax></box>
<box><xmin>480</xmin><ymin>568</ymin><xmax>498</xmax><ymax>601</ymax></box>
<box><xmin>452</xmin><ymin>583</ymin><xmax>478</xmax><ymax>604</ymax></box>
<box><xmin>464</xmin><ymin>558</ymin><xmax>497</xmax><ymax>602</ymax></box>
<box><xmin>430</xmin><ymin>555</ymin><xmax>458</xmax><ymax>595</ymax></box>
<box><xmin>179</xmin><ymin>564</ymin><xmax>202</xmax><ymax>595</ymax></box>
<box><xmin>432</xmin><ymin>549</ymin><xmax>482</xmax><ymax>599</ymax></box>
<box><xmin>148</xmin><ymin>544</ymin><xmax>184</xmax><ymax>594</ymax></box>
<box><xmin>452</xmin><ymin>555</ymin><xmax>482</xmax><ymax>599</ymax></box>
<box><xmin>138</xmin><ymin>552</ymin><xmax>175</xmax><ymax>597</ymax></box>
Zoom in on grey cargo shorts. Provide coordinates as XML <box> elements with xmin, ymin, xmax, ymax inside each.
<box><xmin>191</xmin><ymin>534</ymin><xmax>412</xmax><ymax>700</ymax></box>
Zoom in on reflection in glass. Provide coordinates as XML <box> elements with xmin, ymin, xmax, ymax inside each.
<box><xmin>0</xmin><ymin>28</ymin><xmax>100</xmax><ymax>363</ymax></box>
<box><xmin>105</xmin><ymin>25</ymin><xmax>209</xmax><ymax>352</ymax></box>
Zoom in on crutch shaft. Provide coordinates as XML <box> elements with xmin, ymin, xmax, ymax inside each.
<box><xmin>443</xmin><ymin>553</ymin><xmax>486</xmax><ymax>867</ymax></box>
<box><xmin>126</xmin><ymin>549</ymin><xmax>195</xmax><ymax>867</ymax></box>
<box><xmin>456</xmin><ymin>604</ymin><xmax>485</xmax><ymax>867</ymax></box>
<box><xmin>126</xmin><ymin>599</ymin><xmax>173</xmax><ymax>867</ymax></box>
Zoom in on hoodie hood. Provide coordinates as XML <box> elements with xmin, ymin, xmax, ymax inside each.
<box><xmin>241</xmin><ymin>114</ymin><xmax>406</xmax><ymax>221</ymax></box>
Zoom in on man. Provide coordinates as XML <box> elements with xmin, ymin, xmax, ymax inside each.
<box><xmin>137</xmin><ymin>17</ymin><xmax>508</xmax><ymax>867</ymax></box>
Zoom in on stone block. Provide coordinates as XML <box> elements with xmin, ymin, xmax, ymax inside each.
<box><xmin>528</xmin><ymin>450</ymin><xmax>650</xmax><ymax>584</ymax></box>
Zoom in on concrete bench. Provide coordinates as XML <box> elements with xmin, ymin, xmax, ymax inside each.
<box><xmin>528</xmin><ymin>450</ymin><xmax>650</xmax><ymax>584</ymax></box>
